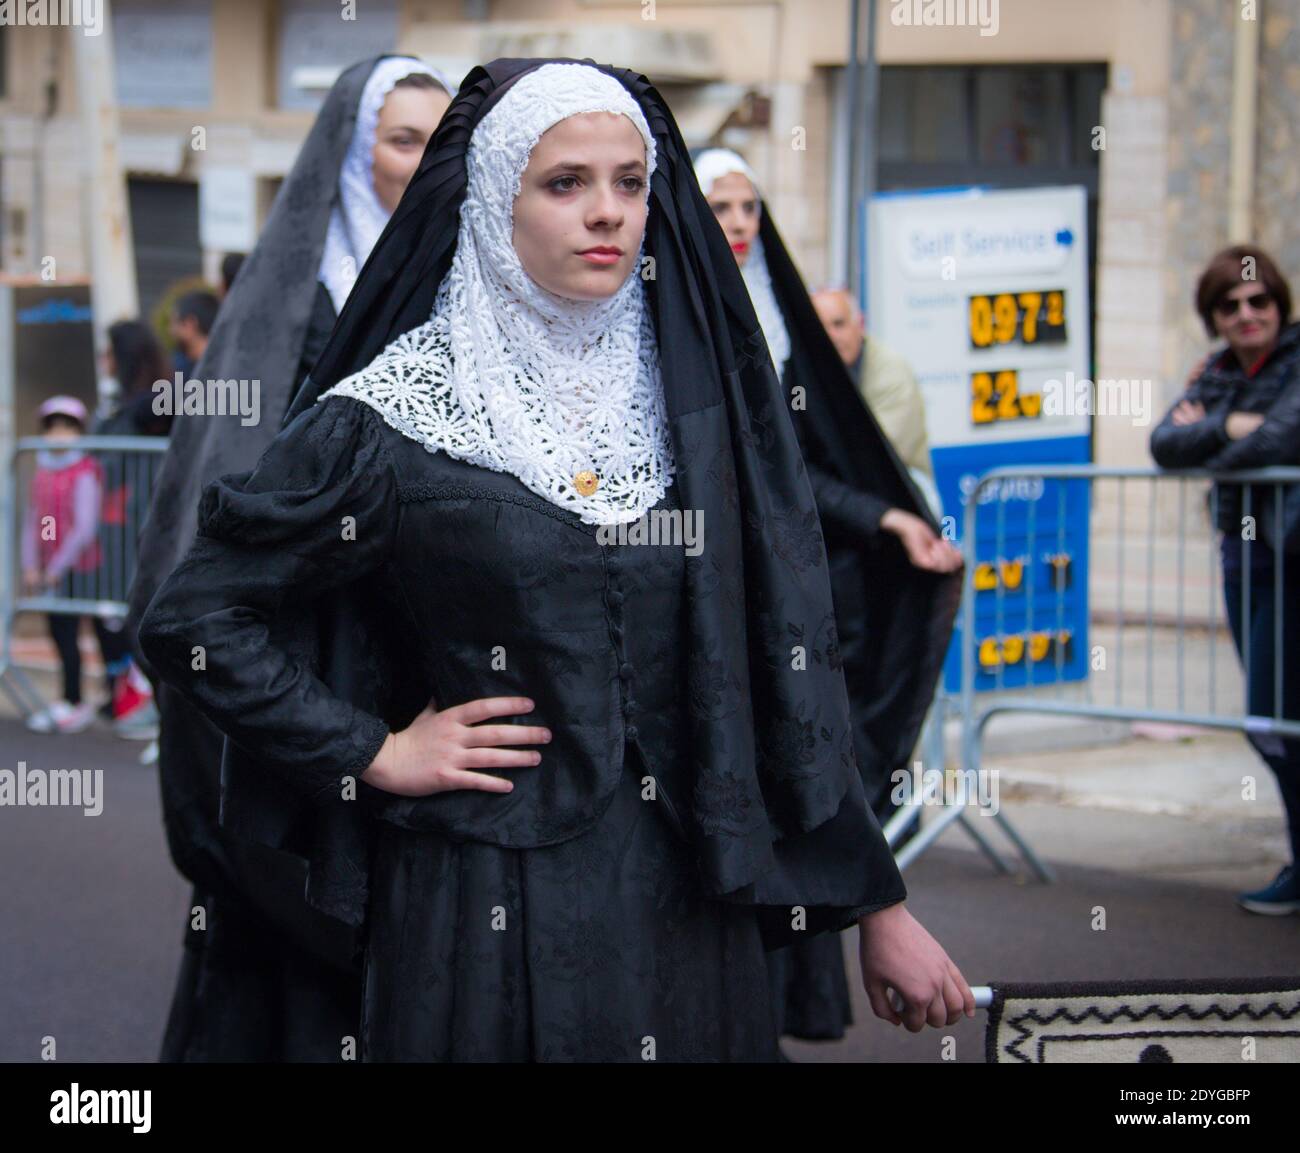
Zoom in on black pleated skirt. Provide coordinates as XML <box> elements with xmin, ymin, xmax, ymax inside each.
<box><xmin>360</xmin><ymin>744</ymin><xmax>780</xmax><ymax>1062</ymax></box>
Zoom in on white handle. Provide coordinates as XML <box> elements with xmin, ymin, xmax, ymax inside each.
<box><xmin>887</xmin><ymin>985</ymin><xmax>995</xmax><ymax>1012</ymax></box>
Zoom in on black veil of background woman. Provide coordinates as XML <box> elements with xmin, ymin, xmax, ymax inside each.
<box><xmin>125</xmin><ymin>55</ymin><xmax>450</xmax><ymax>1062</ymax></box>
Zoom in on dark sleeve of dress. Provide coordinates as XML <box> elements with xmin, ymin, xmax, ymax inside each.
<box><xmin>805</xmin><ymin>461</ymin><xmax>892</xmax><ymax>539</ymax></box>
<box><xmin>1149</xmin><ymin>379</ymin><xmax>1232</xmax><ymax>468</ymax></box>
<box><xmin>138</xmin><ymin>395</ymin><xmax>397</xmax><ymax>805</ymax></box>
<box><xmin>748</xmin><ymin>769</ymin><xmax>908</xmax><ymax>950</ymax></box>
<box><xmin>1202</xmin><ymin>376</ymin><xmax>1300</xmax><ymax>470</ymax></box>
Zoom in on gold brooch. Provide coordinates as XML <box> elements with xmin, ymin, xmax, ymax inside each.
<box><xmin>574</xmin><ymin>470</ymin><xmax>599</xmax><ymax>496</ymax></box>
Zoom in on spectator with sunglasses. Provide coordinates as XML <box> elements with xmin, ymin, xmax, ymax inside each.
<box><xmin>1151</xmin><ymin>243</ymin><xmax>1300</xmax><ymax>915</ymax></box>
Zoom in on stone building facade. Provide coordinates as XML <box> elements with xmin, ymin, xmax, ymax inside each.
<box><xmin>1</xmin><ymin>0</ymin><xmax>1296</xmax><ymax>479</ymax></box>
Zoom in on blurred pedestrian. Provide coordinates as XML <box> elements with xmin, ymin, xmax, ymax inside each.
<box><xmin>1150</xmin><ymin>244</ymin><xmax>1300</xmax><ymax>915</ymax></box>
<box><xmin>168</xmin><ymin>290</ymin><xmax>219</xmax><ymax>378</ymax></box>
<box><xmin>22</xmin><ymin>397</ymin><xmax>103</xmax><ymax>734</ymax></box>
<box><xmin>99</xmin><ymin>318</ymin><xmax>172</xmax><ymax>437</ymax></box>
<box><xmin>812</xmin><ymin>286</ymin><xmax>941</xmax><ymax>519</ymax></box>
<box><xmin>91</xmin><ymin>320</ymin><xmax>170</xmax><ymax>737</ymax></box>
<box><xmin>219</xmin><ymin>252</ymin><xmax>246</xmax><ymax>300</ymax></box>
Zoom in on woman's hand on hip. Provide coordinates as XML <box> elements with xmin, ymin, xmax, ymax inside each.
<box><xmin>857</xmin><ymin>903</ymin><xmax>976</xmax><ymax>1031</ymax></box>
<box><xmin>362</xmin><ymin>695</ymin><xmax>551</xmax><ymax>797</ymax></box>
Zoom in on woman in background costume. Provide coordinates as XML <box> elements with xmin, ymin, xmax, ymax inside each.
<box><xmin>127</xmin><ymin>55</ymin><xmax>454</xmax><ymax>1061</ymax></box>
<box><xmin>694</xmin><ymin>148</ymin><xmax>962</xmax><ymax>1044</ymax></box>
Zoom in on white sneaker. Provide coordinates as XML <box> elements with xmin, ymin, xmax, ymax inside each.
<box><xmin>25</xmin><ymin>699</ymin><xmax>95</xmax><ymax>734</ymax></box>
<box><xmin>59</xmin><ymin>701</ymin><xmax>97</xmax><ymax>733</ymax></box>
<box><xmin>25</xmin><ymin>705</ymin><xmax>58</xmax><ymax>732</ymax></box>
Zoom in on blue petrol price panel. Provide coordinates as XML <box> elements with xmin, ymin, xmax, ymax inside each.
<box><xmin>935</xmin><ymin>434</ymin><xmax>1091</xmax><ymax>694</ymax></box>
<box><xmin>867</xmin><ymin>186</ymin><xmax>1094</xmax><ymax>697</ymax></box>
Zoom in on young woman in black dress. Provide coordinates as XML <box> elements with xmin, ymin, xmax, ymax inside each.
<box><xmin>140</xmin><ymin>58</ymin><xmax>973</xmax><ymax>1061</ymax></box>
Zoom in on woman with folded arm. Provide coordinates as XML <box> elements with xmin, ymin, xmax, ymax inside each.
<box><xmin>1150</xmin><ymin>244</ymin><xmax>1300</xmax><ymax>916</ymax></box>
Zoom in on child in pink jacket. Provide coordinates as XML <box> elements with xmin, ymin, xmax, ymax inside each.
<box><xmin>21</xmin><ymin>396</ymin><xmax>104</xmax><ymax>733</ymax></box>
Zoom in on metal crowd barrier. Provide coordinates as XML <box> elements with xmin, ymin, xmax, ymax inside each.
<box><xmin>888</xmin><ymin>464</ymin><xmax>1300</xmax><ymax>879</ymax></box>
<box><xmin>0</xmin><ymin>435</ymin><xmax>168</xmax><ymax>717</ymax></box>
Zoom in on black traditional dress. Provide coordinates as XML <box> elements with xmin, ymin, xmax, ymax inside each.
<box><xmin>141</xmin><ymin>57</ymin><xmax>923</xmax><ymax>1062</ymax></box>
<box><xmin>362</xmin><ymin>482</ymin><xmax>776</xmax><ymax>1061</ymax></box>
<box><xmin>140</xmin><ymin>386</ymin><xmax>912</xmax><ymax>1061</ymax></box>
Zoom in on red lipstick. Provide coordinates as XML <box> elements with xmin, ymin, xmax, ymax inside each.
<box><xmin>579</xmin><ymin>246</ymin><xmax>622</xmax><ymax>266</ymax></box>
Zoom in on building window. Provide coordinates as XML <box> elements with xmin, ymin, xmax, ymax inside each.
<box><xmin>128</xmin><ymin>178</ymin><xmax>202</xmax><ymax>318</ymax></box>
<box><xmin>112</xmin><ymin>0</ymin><xmax>213</xmax><ymax>109</ymax></box>
<box><xmin>876</xmin><ymin>64</ymin><xmax>1106</xmax><ymax>191</ymax></box>
<box><xmin>275</xmin><ymin>0</ymin><xmax>399</xmax><ymax>111</ymax></box>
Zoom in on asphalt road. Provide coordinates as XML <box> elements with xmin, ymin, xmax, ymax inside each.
<box><xmin>0</xmin><ymin>716</ymin><xmax>1294</xmax><ymax>1063</ymax></box>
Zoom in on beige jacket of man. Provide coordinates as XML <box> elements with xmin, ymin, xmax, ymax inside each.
<box><xmin>854</xmin><ymin>333</ymin><xmax>933</xmax><ymax>480</ymax></box>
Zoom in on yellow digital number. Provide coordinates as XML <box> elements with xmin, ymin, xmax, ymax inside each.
<box><xmin>978</xmin><ymin>629</ymin><xmax>1074</xmax><ymax>669</ymax></box>
<box><xmin>1017</xmin><ymin>292</ymin><xmax>1041</xmax><ymax>343</ymax></box>
<box><xmin>971</xmin><ymin>371</ymin><xmax>996</xmax><ymax>424</ymax></box>
<box><xmin>1046</xmin><ymin>290</ymin><xmax>1065</xmax><ymax>328</ymax></box>
<box><xmin>969</xmin><ymin>295</ymin><xmax>993</xmax><ymax>348</ymax></box>
<box><xmin>971</xmin><ymin>370</ymin><xmax>1041</xmax><ymax>425</ymax></box>
<box><xmin>994</xmin><ymin>370</ymin><xmax>1021</xmax><ymax>420</ymax></box>
<box><xmin>992</xmin><ymin>293</ymin><xmax>1018</xmax><ymax>344</ymax></box>
<box><xmin>969</xmin><ymin>289</ymin><xmax>1067</xmax><ymax>348</ymax></box>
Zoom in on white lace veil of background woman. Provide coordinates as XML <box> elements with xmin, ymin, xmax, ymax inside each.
<box><xmin>692</xmin><ymin>148</ymin><xmax>792</xmax><ymax>378</ymax></box>
<box><xmin>228</xmin><ymin>58</ymin><xmax>907</xmax><ymax>944</ymax></box>
<box><xmin>318</xmin><ymin>57</ymin><xmax>456</xmax><ymax>312</ymax></box>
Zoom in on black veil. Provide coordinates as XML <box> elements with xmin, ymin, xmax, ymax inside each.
<box><xmin>760</xmin><ymin>210</ymin><xmax>962</xmax><ymax>810</ymax></box>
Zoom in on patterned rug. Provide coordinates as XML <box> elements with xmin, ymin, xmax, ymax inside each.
<box><xmin>986</xmin><ymin>976</ymin><xmax>1300</xmax><ymax>1063</ymax></box>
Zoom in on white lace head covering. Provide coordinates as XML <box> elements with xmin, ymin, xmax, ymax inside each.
<box><xmin>693</xmin><ymin>147</ymin><xmax>792</xmax><ymax>379</ymax></box>
<box><xmin>318</xmin><ymin>57</ymin><xmax>456</xmax><ymax>313</ymax></box>
<box><xmin>320</xmin><ymin>62</ymin><xmax>675</xmax><ymax>526</ymax></box>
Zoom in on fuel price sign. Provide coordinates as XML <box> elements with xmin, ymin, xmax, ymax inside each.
<box><xmin>867</xmin><ymin>186</ymin><xmax>1092</xmax><ymax>693</ymax></box>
